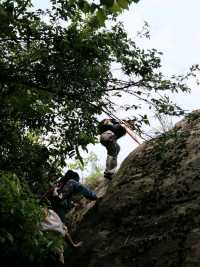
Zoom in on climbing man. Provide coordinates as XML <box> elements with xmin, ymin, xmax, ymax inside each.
<box><xmin>48</xmin><ymin>170</ymin><xmax>98</xmax><ymax>223</ymax></box>
<box><xmin>98</xmin><ymin>118</ymin><xmax>128</xmax><ymax>180</ymax></box>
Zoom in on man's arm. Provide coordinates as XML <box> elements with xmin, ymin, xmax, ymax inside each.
<box><xmin>64</xmin><ymin>226</ymin><xmax>82</xmax><ymax>247</ymax></box>
<box><xmin>111</xmin><ymin>123</ymin><xmax>127</xmax><ymax>138</ymax></box>
<box><xmin>72</xmin><ymin>180</ymin><xmax>97</xmax><ymax>200</ymax></box>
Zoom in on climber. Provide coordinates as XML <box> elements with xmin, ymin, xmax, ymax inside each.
<box><xmin>41</xmin><ymin>208</ymin><xmax>82</xmax><ymax>266</ymax></box>
<box><xmin>98</xmin><ymin>118</ymin><xmax>129</xmax><ymax>180</ymax></box>
<box><xmin>48</xmin><ymin>170</ymin><xmax>98</xmax><ymax>223</ymax></box>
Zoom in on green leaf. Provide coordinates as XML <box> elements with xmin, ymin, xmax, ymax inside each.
<box><xmin>96</xmin><ymin>9</ymin><xmax>106</xmax><ymax>25</ymax></box>
<box><xmin>111</xmin><ymin>1</ymin><xmax>121</xmax><ymax>12</ymax></box>
<box><xmin>47</xmin><ymin>240</ymin><xmax>54</xmax><ymax>248</ymax></box>
<box><xmin>117</xmin><ymin>0</ymin><xmax>129</xmax><ymax>9</ymax></box>
<box><xmin>80</xmin><ymin>1</ymin><xmax>91</xmax><ymax>13</ymax></box>
<box><xmin>7</xmin><ymin>232</ymin><xmax>14</xmax><ymax>244</ymax></box>
<box><xmin>100</xmin><ymin>0</ymin><xmax>114</xmax><ymax>7</ymax></box>
<box><xmin>90</xmin><ymin>3</ymin><xmax>97</xmax><ymax>12</ymax></box>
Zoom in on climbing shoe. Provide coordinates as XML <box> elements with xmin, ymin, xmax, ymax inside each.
<box><xmin>104</xmin><ymin>172</ymin><xmax>113</xmax><ymax>180</ymax></box>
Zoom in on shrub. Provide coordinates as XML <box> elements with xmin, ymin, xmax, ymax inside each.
<box><xmin>0</xmin><ymin>171</ymin><xmax>64</xmax><ymax>267</ymax></box>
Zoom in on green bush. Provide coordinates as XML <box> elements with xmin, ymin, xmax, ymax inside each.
<box><xmin>0</xmin><ymin>171</ymin><xmax>64</xmax><ymax>267</ymax></box>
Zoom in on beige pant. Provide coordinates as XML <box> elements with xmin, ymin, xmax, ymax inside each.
<box><xmin>41</xmin><ymin>209</ymin><xmax>66</xmax><ymax>264</ymax></box>
<box><xmin>100</xmin><ymin>130</ymin><xmax>120</xmax><ymax>175</ymax></box>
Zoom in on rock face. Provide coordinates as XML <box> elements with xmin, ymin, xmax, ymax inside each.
<box><xmin>67</xmin><ymin>111</ymin><xmax>200</xmax><ymax>267</ymax></box>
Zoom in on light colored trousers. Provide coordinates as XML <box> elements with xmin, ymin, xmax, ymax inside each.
<box><xmin>41</xmin><ymin>209</ymin><xmax>66</xmax><ymax>264</ymax></box>
<box><xmin>100</xmin><ymin>130</ymin><xmax>120</xmax><ymax>175</ymax></box>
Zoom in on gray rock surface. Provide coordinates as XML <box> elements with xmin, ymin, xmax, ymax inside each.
<box><xmin>67</xmin><ymin>111</ymin><xmax>200</xmax><ymax>267</ymax></box>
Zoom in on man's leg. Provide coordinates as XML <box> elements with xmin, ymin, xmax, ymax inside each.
<box><xmin>104</xmin><ymin>142</ymin><xmax>120</xmax><ymax>179</ymax></box>
<box><xmin>100</xmin><ymin>131</ymin><xmax>120</xmax><ymax>179</ymax></box>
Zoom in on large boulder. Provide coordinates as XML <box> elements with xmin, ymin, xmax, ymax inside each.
<box><xmin>67</xmin><ymin>111</ymin><xmax>200</xmax><ymax>267</ymax></box>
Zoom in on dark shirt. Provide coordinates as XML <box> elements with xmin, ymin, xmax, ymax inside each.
<box><xmin>61</xmin><ymin>179</ymin><xmax>97</xmax><ymax>201</ymax></box>
<box><xmin>50</xmin><ymin>179</ymin><xmax>97</xmax><ymax>223</ymax></box>
<box><xmin>99</xmin><ymin>119</ymin><xmax>126</xmax><ymax>139</ymax></box>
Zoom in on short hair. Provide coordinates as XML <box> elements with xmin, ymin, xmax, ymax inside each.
<box><xmin>60</xmin><ymin>170</ymin><xmax>80</xmax><ymax>183</ymax></box>
<box><xmin>98</xmin><ymin>119</ymin><xmax>110</xmax><ymax>134</ymax></box>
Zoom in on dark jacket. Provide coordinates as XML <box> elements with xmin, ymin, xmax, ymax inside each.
<box><xmin>60</xmin><ymin>179</ymin><xmax>97</xmax><ymax>201</ymax></box>
<box><xmin>50</xmin><ymin>179</ymin><xmax>97</xmax><ymax>223</ymax></box>
<box><xmin>99</xmin><ymin>119</ymin><xmax>126</xmax><ymax>139</ymax></box>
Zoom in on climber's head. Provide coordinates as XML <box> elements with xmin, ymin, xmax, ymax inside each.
<box><xmin>98</xmin><ymin>119</ymin><xmax>113</xmax><ymax>134</ymax></box>
<box><xmin>60</xmin><ymin>170</ymin><xmax>80</xmax><ymax>184</ymax></box>
<box><xmin>101</xmin><ymin>119</ymin><xmax>112</xmax><ymax>125</ymax></box>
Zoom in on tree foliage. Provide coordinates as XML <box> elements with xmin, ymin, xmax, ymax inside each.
<box><xmin>0</xmin><ymin>0</ymin><xmax>199</xmax><ymax>265</ymax></box>
<box><xmin>0</xmin><ymin>171</ymin><xmax>66</xmax><ymax>267</ymax></box>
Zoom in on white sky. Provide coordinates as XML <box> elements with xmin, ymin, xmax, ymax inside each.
<box><xmin>32</xmin><ymin>0</ymin><xmax>200</xmax><ymax>172</ymax></box>
<box><xmin>113</xmin><ymin>0</ymin><xmax>200</xmax><ymax>166</ymax></box>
